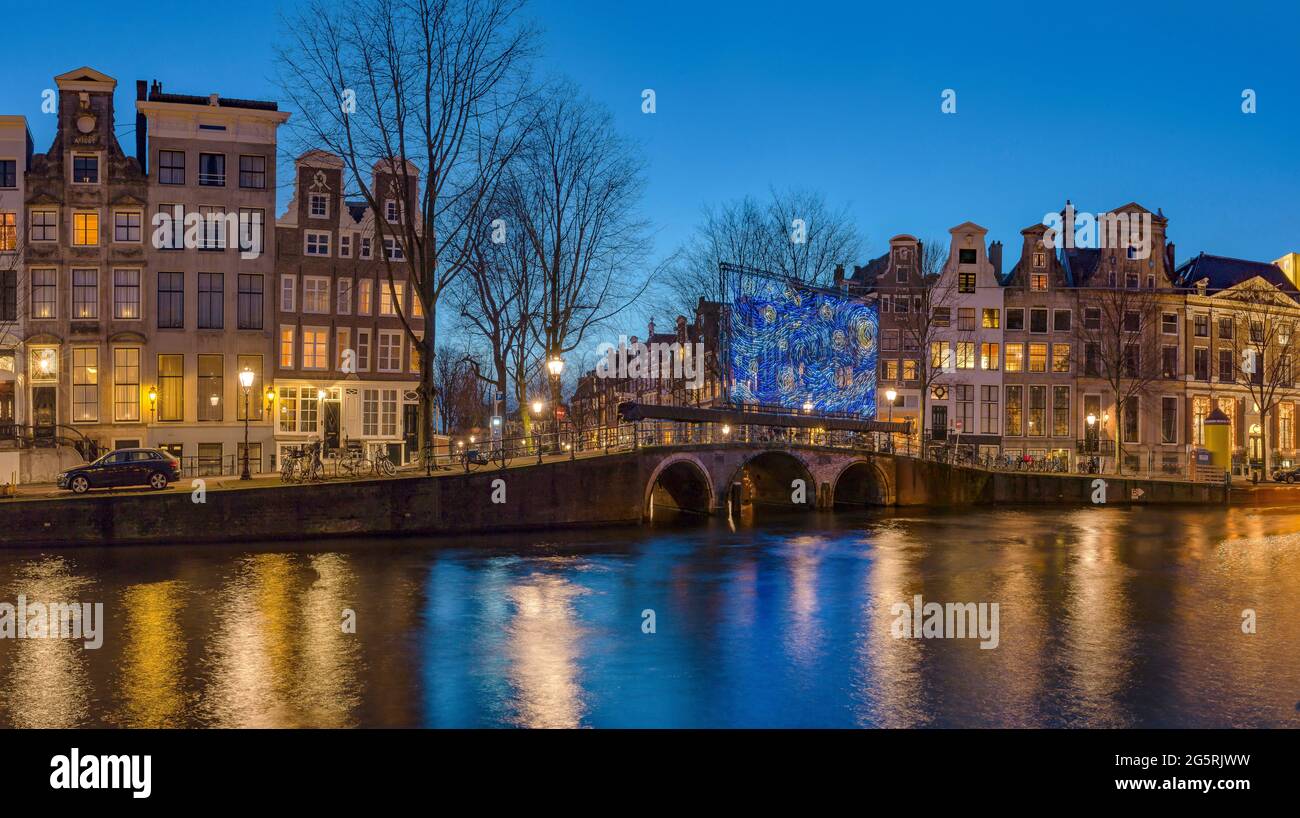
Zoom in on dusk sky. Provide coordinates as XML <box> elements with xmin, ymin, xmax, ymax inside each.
<box><xmin>3</xmin><ymin>0</ymin><xmax>1297</xmax><ymax>275</ymax></box>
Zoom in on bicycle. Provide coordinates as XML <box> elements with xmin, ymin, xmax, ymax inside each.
<box><xmin>372</xmin><ymin>449</ymin><xmax>397</xmax><ymax>477</ymax></box>
<box><xmin>336</xmin><ymin>443</ymin><xmax>371</xmax><ymax>478</ymax></box>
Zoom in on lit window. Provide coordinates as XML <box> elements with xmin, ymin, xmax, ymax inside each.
<box><xmin>73</xmin><ymin>212</ymin><xmax>99</xmax><ymax>246</ymax></box>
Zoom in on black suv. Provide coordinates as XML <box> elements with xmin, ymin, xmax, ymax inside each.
<box><xmin>58</xmin><ymin>448</ymin><xmax>182</xmax><ymax>494</ymax></box>
<box><xmin>1271</xmin><ymin>466</ymin><xmax>1300</xmax><ymax>484</ymax></box>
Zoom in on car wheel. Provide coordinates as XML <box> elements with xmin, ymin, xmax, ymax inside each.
<box><xmin>1287</xmin><ymin>475</ymin><xmax>1294</xmax><ymax>484</ymax></box>
<box><xmin>149</xmin><ymin>472</ymin><xmax>169</xmax><ymax>490</ymax></box>
<box><xmin>70</xmin><ymin>475</ymin><xmax>90</xmax><ymax>494</ymax></box>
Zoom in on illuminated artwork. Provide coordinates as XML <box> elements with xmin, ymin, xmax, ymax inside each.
<box><xmin>726</xmin><ymin>270</ymin><xmax>877</xmax><ymax>415</ymax></box>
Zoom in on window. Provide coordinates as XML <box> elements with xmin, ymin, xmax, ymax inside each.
<box><xmin>1280</xmin><ymin>403</ymin><xmax>1294</xmax><ymax>450</ymax></box>
<box><xmin>954</xmin><ymin>341</ymin><xmax>975</xmax><ymax>370</ymax></box>
<box><xmin>1028</xmin><ymin>343</ymin><xmax>1047</xmax><ymax>373</ymax></box>
<box><xmin>305</xmin><ymin>231</ymin><xmax>330</xmax><ymax>256</ymax></box>
<box><xmin>980</xmin><ymin>342</ymin><xmax>1000</xmax><ymax>370</ymax></box>
<box><xmin>958</xmin><ymin>248</ymin><xmax>976</xmax><ymax>265</ymax></box>
<box><xmin>1122</xmin><ymin>397</ymin><xmax>1140</xmax><ymax>443</ymax></box>
<box><xmin>357</xmin><ymin>279</ymin><xmax>373</xmax><ymax>314</ymax></box>
<box><xmin>356</xmin><ymin>330</ymin><xmax>371</xmax><ymax>371</ymax></box>
<box><xmin>1052</xmin><ymin>310</ymin><xmax>1071</xmax><ymax>332</ymax></box>
<box><xmin>303</xmin><ymin>277</ymin><xmax>330</xmax><ymax>314</ymax></box>
<box><xmin>199</xmin><ymin>153</ymin><xmax>226</xmax><ymax>186</ymax></box>
<box><xmin>1033</xmin><ymin>250</ymin><xmax>1046</xmax><ymax>269</ymax></box>
<box><xmin>72</xmin><ymin>154</ymin><xmax>99</xmax><ymax>184</ymax></box>
<box><xmin>377</xmin><ymin>331</ymin><xmax>402</xmax><ymax>371</ymax></box>
<box><xmin>362</xmin><ymin>389</ymin><xmax>400</xmax><ymax>437</ymax></box>
<box><xmin>157</xmin><ymin>272</ymin><xmax>184</xmax><ymax>328</ymax></box>
<box><xmin>278</xmin><ymin>387</ymin><xmax>298</xmax><ymax>432</ymax></box>
<box><xmin>1194</xmin><ymin>348</ymin><xmax>1210</xmax><ymax>381</ymax></box>
<box><xmin>197</xmin><ymin>205</ymin><xmax>226</xmax><ymax>249</ymax></box>
<box><xmin>380</xmin><ymin>281</ymin><xmax>403</xmax><ymax>316</ymax></box>
<box><xmin>957</xmin><ymin>308</ymin><xmax>975</xmax><ymax>331</ymax></box>
<box><xmin>1027</xmin><ymin>385</ymin><xmax>1046</xmax><ymax>437</ymax></box>
<box><xmin>198</xmin><ymin>354</ymin><xmax>223</xmax><ymax>421</ymax></box>
<box><xmin>72</xmin><ymin>269</ymin><xmax>98</xmax><ymax>319</ymax></box>
<box><xmin>157</xmin><ymin>354</ymin><xmax>183</xmax><ymax>421</ymax></box>
<box><xmin>0</xmin><ymin>269</ymin><xmax>14</xmax><ymax>321</ymax></box>
<box><xmin>337</xmin><ymin>278</ymin><xmax>353</xmax><ymax>315</ymax></box>
<box><xmin>114</xmin><ymin>269</ymin><xmax>141</xmax><ymax>319</ymax></box>
<box><xmin>302</xmin><ymin>328</ymin><xmax>329</xmax><ymax>369</ymax></box>
<box><xmin>237</xmin><ymin>274</ymin><xmax>263</xmax><ymax>329</ymax></box>
<box><xmin>73</xmin><ymin>212</ymin><xmax>99</xmax><ymax>246</ymax></box>
<box><xmin>281</xmin><ymin>276</ymin><xmax>297</xmax><ymax>313</ymax></box>
<box><xmin>1052</xmin><ymin>386</ymin><xmax>1069</xmax><ymax>437</ymax></box>
<box><xmin>1005</xmin><ymin>308</ymin><xmax>1024</xmax><ymax>331</ymax></box>
<box><xmin>236</xmin><ymin>355</ymin><xmax>264</xmax><ymax>421</ymax></box>
<box><xmin>955</xmin><ymin>384</ymin><xmax>974</xmax><ymax>434</ymax></box>
<box><xmin>31</xmin><ymin>269</ymin><xmax>56</xmax><ymax>319</ymax></box>
<box><xmin>0</xmin><ymin>159</ymin><xmax>14</xmax><ymax>188</ymax></box>
<box><xmin>30</xmin><ymin>209</ymin><xmax>57</xmax><ymax>242</ymax></box>
<box><xmin>308</xmin><ymin>193</ymin><xmax>328</xmax><ymax>218</ymax></box>
<box><xmin>1218</xmin><ymin>348</ymin><xmax>1234</xmax><ymax>383</ymax></box>
<box><xmin>1194</xmin><ymin>314</ymin><xmax>1209</xmax><ymax>337</ymax></box>
<box><xmin>385</xmin><ymin>200</ymin><xmax>400</xmax><ymax>223</ymax></box>
<box><xmin>1250</xmin><ymin>320</ymin><xmax>1264</xmax><ymax>343</ymax></box>
<box><xmin>1123</xmin><ymin>344</ymin><xmax>1140</xmax><ymax>377</ymax></box>
<box><xmin>1052</xmin><ymin>343</ymin><xmax>1070</xmax><ymax>373</ymax></box>
<box><xmin>930</xmin><ymin>342</ymin><xmax>951</xmax><ymax>372</ymax></box>
<box><xmin>239</xmin><ymin>155</ymin><xmax>266</xmax><ymax>189</ymax></box>
<box><xmin>1029</xmin><ymin>308</ymin><xmax>1048</xmax><ymax>334</ymax></box>
<box><xmin>1083</xmin><ymin>307</ymin><xmax>1101</xmax><ymax>330</ymax></box>
<box><xmin>113</xmin><ymin>211</ymin><xmax>142</xmax><ymax>243</ymax></box>
<box><xmin>159</xmin><ymin>150</ymin><xmax>185</xmax><ymax>185</ymax></box>
<box><xmin>881</xmin><ymin>359</ymin><xmax>898</xmax><ymax>380</ymax></box>
<box><xmin>360</xmin><ymin>236</ymin><xmax>373</xmax><ymax>259</ymax></box>
<box><xmin>113</xmin><ymin>347</ymin><xmax>140</xmax><ymax>421</ymax></box>
<box><xmin>1161</xmin><ymin>345</ymin><xmax>1177</xmax><ymax>378</ymax></box>
<box><xmin>980</xmin><ymin>385</ymin><xmax>999</xmax><ymax>435</ymax></box>
<box><xmin>72</xmin><ymin>348</ymin><xmax>98</xmax><ymax>422</ymax></box>
<box><xmin>1084</xmin><ymin>342</ymin><xmax>1100</xmax><ymax>376</ymax></box>
<box><xmin>1162</xmin><ymin>313</ymin><xmax>1178</xmax><ymax>335</ymax></box>
<box><xmin>384</xmin><ymin>237</ymin><xmax>405</xmax><ymax>261</ymax></box>
<box><xmin>197</xmin><ymin>444</ymin><xmax>223</xmax><ymax>476</ymax></box>
<box><xmin>0</xmin><ymin>212</ymin><xmax>14</xmax><ymax>251</ymax></box>
<box><xmin>1192</xmin><ymin>396</ymin><xmax>1209</xmax><ymax>445</ymax></box>
<box><xmin>156</xmin><ymin>203</ymin><xmax>183</xmax><ymax>249</ymax></box>
<box><xmin>1218</xmin><ymin>317</ymin><xmax>1233</xmax><ymax>339</ymax></box>
<box><xmin>198</xmin><ymin>273</ymin><xmax>224</xmax><ymax>329</ymax></box>
<box><xmin>1005</xmin><ymin>385</ymin><xmax>1023</xmax><ymax>436</ymax></box>
<box><xmin>1005</xmin><ymin>343</ymin><xmax>1024</xmax><ymax>372</ymax></box>
<box><xmin>1161</xmin><ymin>396</ymin><xmax>1178</xmax><ymax>444</ymax></box>
<box><xmin>1123</xmin><ymin>311</ymin><xmax>1140</xmax><ymax>333</ymax></box>
<box><xmin>279</xmin><ymin>326</ymin><xmax>295</xmax><ymax>369</ymax></box>
<box><xmin>931</xmin><ymin>306</ymin><xmax>949</xmax><ymax>326</ymax></box>
<box><xmin>958</xmin><ymin>271</ymin><xmax>976</xmax><ymax>293</ymax></box>
<box><xmin>902</xmin><ymin>359</ymin><xmax>917</xmax><ymax>381</ymax></box>
<box><xmin>982</xmin><ymin>308</ymin><xmax>999</xmax><ymax>329</ymax></box>
<box><xmin>239</xmin><ymin>208</ymin><xmax>264</xmax><ymax>255</ymax></box>
<box><xmin>336</xmin><ymin>327</ymin><xmax>352</xmax><ymax>371</ymax></box>
<box><xmin>1030</xmin><ymin>272</ymin><xmax>1048</xmax><ymax>291</ymax></box>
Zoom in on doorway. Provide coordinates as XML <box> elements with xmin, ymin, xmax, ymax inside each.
<box><xmin>324</xmin><ymin>400</ymin><xmax>341</xmax><ymax>451</ymax></box>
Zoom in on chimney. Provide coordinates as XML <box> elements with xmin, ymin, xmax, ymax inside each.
<box><xmin>135</xmin><ymin>80</ymin><xmax>148</xmax><ymax>175</ymax></box>
<box><xmin>1164</xmin><ymin>241</ymin><xmax>1175</xmax><ymax>276</ymax></box>
<box><xmin>988</xmin><ymin>240</ymin><xmax>1003</xmax><ymax>277</ymax></box>
<box><xmin>834</xmin><ymin>263</ymin><xmax>845</xmax><ymax>283</ymax></box>
<box><xmin>647</xmin><ymin>318</ymin><xmax>655</xmax><ymax>337</ymax></box>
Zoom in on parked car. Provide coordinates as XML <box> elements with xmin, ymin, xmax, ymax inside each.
<box><xmin>1271</xmin><ymin>466</ymin><xmax>1300</xmax><ymax>483</ymax></box>
<box><xmin>57</xmin><ymin>448</ymin><xmax>182</xmax><ymax>494</ymax></box>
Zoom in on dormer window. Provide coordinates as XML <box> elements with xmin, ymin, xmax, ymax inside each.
<box><xmin>308</xmin><ymin>193</ymin><xmax>329</xmax><ymax>219</ymax></box>
<box><xmin>385</xmin><ymin>199</ymin><xmax>400</xmax><ymax>223</ymax></box>
<box><xmin>72</xmin><ymin>154</ymin><xmax>99</xmax><ymax>184</ymax></box>
<box><xmin>1032</xmin><ymin>251</ymin><xmax>1045</xmax><ymax>269</ymax></box>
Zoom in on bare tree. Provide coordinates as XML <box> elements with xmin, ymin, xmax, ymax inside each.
<box><xmin>890</xmin><ymin>239</ymin><xmax>950</xmax><ymax>447</ymax></box>
<box><xmin>1219</xmin><ymin>281</ymin><xmax>1300</xmax><ymax>477</ymax></box>
<box><xmin>434</xmin><ymin>344</ymin><xmax>488</xmax><ymax>435</ymax></box>
<box><xmin>277</xmin><ymin>0</ymin><xmax>536</xmax><ymax>458</ymax></box>
<box><xmin>502</xmin><ymin>82</ymin><xmax>649</xmax><ymax>408</ymax></box>
<box><xmin>1074</xmin><ymin>284</ymin><xmax>1165</xmax><ymax>474</ymax></box>
<box><xmin>659</xmin><ymin>187</ymin><xmax>863</xmax><ymax>318</ymax></box>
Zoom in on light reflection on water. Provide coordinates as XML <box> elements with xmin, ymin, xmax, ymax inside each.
<box><xmin>0</xmin><ymin>506</ymin><xmax>1297</xmax><ymax>728</ymax></box>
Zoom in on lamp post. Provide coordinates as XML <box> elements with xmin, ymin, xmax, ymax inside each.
<box><xmin>532</xmin><ymin>399</ymin><xmax>545</xmax><ymax>464</ymax></box>
<box><xmin>147</xmin><ymin>386</ymin><xmax>158</xmax><ymax>425</ymax></box>
<box><xmin>885</xmin><ymin>388</ymin><xmax>897</xmax><ymax>452</ymax></box>
<box><xmin>547</xmin><ymin>355</ymin><xmax>564</xmax><ymax>456</ymax></box>
<box><xmin>239</xmin><ymin>367</ymin><xmax>255</xmax><ymax>480</ymax></box>
<box><xmin>1086</xmin><ymin>412</ymin><xmax>1097</xmax><ymax>473</ymax></box>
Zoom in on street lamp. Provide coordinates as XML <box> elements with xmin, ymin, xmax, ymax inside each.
<box><xmin>147</xmin><ymin>386</ymin><xmax>158</xmax><ymax>423</ymax></box>
<box><xmin>239</xmin><ymin>367</ymin><xmax>255</xmax><ymax>480</ymax></box>
<box><xmin>884</xmin><ymin>388</ymin><xmax>897</xmax><ymax>452</ymax></box>
<box><xmin>547</xmin><ymin>355</ymin><xmax>565</xmax><ymax>378</ymax></box>
<box><xmin>532</xmin><ymin>400</ymin><xmax>545</xmax><ymax>464</ymax></box>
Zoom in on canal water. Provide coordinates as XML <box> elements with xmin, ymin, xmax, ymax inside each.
<box><xmin>0</xmin><ymin>505</ymin><xmax>1297</xmax><ymax>728</ymax></box>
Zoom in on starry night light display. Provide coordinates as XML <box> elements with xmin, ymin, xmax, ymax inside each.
<box><xmin>726</xmin><ymin>269</ymin><xmax>878</xmax><ymax>416</ymax></box>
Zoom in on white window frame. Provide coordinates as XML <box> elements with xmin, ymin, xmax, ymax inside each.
<box><xmin>308</xmin><ymin>193</ymin><xmax>329</xmax><ymax>220</ymax></box>
<box><xmin>304</xmin><ymin>230</ymin><xmax>331</xmax><ymax>257</ymax></box>
<box><xmin>280</xmin><ymin>275</ymin><xmax>297</xmax><ymax>313</ymax></box>
<box><xmin>301</xmin><ymin>326</ymin><xmax>329</xmax><ymax>370</ymax></box>
<box><xmin>302</xmin><ymin>276</ymin><xmax>330</xmax><ymax>314</ymax></box>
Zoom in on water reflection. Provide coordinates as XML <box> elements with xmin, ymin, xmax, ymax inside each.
<box><xmin>0</xmin><ymin>506</ymin><xmax>1296</xmax><ymax>727</ymax></box>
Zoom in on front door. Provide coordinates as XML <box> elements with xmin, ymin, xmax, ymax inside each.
<box><xmin>403</xmin><ymin>404</ymin><xmax>419</xmax><ymax>461</ymax></box>
<box><xmin>32</xmin><ymin>386</ymin><xmax>55</xmax><ymax>437</ymax></box>
<box><xmin>931</xmin><ymin>404</ymin><xmax>948</xmax><ymax>441</ymax></box>
<box><xmin>323</xmin><ymin>400</ymin><xmax>341</xmax><ymax>451</ymax></box>
<box><xmin>0</xmin><ymin>382</ymin><xmax>13</xmax><ymax>433</ymax></box>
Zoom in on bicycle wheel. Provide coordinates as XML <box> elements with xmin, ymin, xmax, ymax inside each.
<box><xmin>376</xmin><ymin>457</ymin><xmax>396</xmax><ymax>477</ymax></box>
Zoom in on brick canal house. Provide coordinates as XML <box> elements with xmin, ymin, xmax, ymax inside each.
<box><xmin>0</xmin><ymin>114</ymin><xmax>32</xmax><ymax>483</ymax></box>
<box><xmin>273</xmin><ymin>150</ymin><xmax>425</xmax><ymax>467</ymax></box>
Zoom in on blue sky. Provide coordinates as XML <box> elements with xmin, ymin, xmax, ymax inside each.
<box><xmin>3</xmin><ymin>0</ymin><xmax>1298</xmax><ymax>273</ymax></box>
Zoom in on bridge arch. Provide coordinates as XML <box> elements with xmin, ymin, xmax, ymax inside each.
<box><xmin>727</xmin><ymin>450</ymin><xmax>817</xmax><ymax>512</ymax></box>
<box><xmin>644</xmin><ymin>454</ymin><xmax>715</xmax><ymax>519</ymax></box>
<box><xmin>831</xmin><ymin>459</ymin><xmax>895</xmax><ymax>507</ymax></box>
